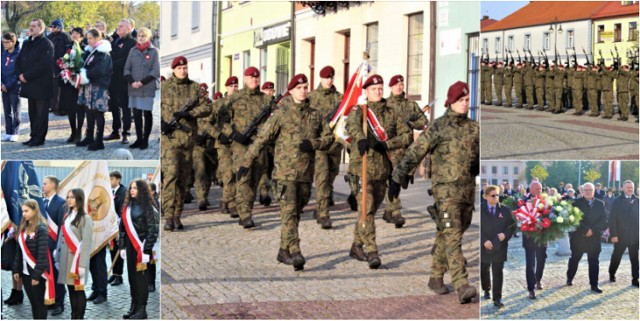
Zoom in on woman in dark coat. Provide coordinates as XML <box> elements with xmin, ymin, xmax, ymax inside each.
<box><xmin>60</xmin><ymin>27</ymin><xmax>87</xmax><ymax>144</ymax></box>
<box><xmin>119</xmin><ymin>180</ymin><xmax>159</xmax><ymax>319</ymax></box>
<box><xmin>481</xmin><ymin>185</ymin><xmax>515</xmax><ymax>309</ymax></box>
<box><xmin>1</xmin><ymin>32</ymin><xmax>21</xmax><ymax>142</ymax></box>
<box><xmin>76</xmin><ymin>28</ymin><xmax>112</xmax><ymax>151</ymax></box>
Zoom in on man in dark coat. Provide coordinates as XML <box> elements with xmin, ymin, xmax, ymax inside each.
<box><xmin>47</xmin><ymin>19</ymin><xmax>72</xmax><ymax>115</ymax></box>
<box><xmin>594</xmin><ymin>182</ymin><xmax>606</xmax><ymax>200</ymax></box>
<box><xmin>108</xmin><ymin>171</ymin><xmax>127</xmax><ymax>286</ymax></box>
<box><xmin>481</xmin><ymin>185</ymin><xmax>515</xmax><ymax>308</ymax></box>
<box><xmin>105</xmin><ymin>19</ymin><xmax>136</xmax><ymax>144</ymax></box>
<box><xmin>608</xmin><ymin>180</ymin><xmax>639</xmax><ymax>287</ymax></box>
<box><xmin>42</xmin><ymin>176</ymin><xmax>66</xmax><ymax>315</ymax></box>
<box><xmin>15</xmin><ymin>18</ymin><xmax>54</xmax><ymax>146</ymax></box>
<box><xmin>567</xmin><ymin>182</ymin><xmax>608</xmax><ymax>293</ymax></box>
<box><xmin>522</xmin><ymin>181</ymin><xmax>547</xmax><ymax>299</ymax></box>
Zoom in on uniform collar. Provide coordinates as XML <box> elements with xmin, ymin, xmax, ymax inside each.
<box><xmin>316</xmin><ymin>84</ymin><xmax>335</xmax><ymax>94</ymax></box>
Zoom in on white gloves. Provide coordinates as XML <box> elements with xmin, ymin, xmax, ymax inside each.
<box><xmin>120</xmin><ymin>250</ymin><xmax>126</xmax><ymax>260</ymax></box>
<box><xmin>142</xmin><ymin>254</ymin><xmax>150</xmax><ymax>264</ymax></box>
<box><xmin>78</xmin><ymin>267</ymin><xmax>85</xmax><ymax>280</ymax></box>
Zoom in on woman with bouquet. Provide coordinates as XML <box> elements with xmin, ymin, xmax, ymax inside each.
<box><xmin>59</xmin><ymin>27</ymin><xmax>86</xmax><ymax>144</ymax></box>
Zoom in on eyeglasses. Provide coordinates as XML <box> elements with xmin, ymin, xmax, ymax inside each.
<box><xmin>489</xmin><ymin>194</ymin><xmax>499</xmax><ymax>198</ymax></box>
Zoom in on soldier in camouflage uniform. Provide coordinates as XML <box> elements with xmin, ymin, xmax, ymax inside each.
<box><xmin>513</xmin><ymin>63</ymin><xmax>524</xmax><ymax>108</ymax></box>
<box><xmin>570</xmin><ymin>66</ymin><xmax>586</xmax><ymax>115</ymax></box>
<box><xmin>255</xmin><ymin>81</ymin><xmax>276</xmax><ymax>207</ymax></box>
<box><xmin>481</xmin><ymin>61</ymin><xmax>492</xmax><ymax>105</ymax></box>
<box><xmin>630</xmin><ymin>67</ymin><xmax>639</xmax><ymax>121</ymax></box>
<box><xmin>504</xmin><ymin>62</ymin><xmax>514</xmax><ymax>107</ymax></box>
<box><xmin>616</xmin><ymin>64</ymin><xmax>631</xmax><ymax>121</ymax></box>
<box><xmin>219</xmin><ymin>67</ymin><xmax>272</xmax><ymax>228</ymax></box>
<box><xmin>586</xmin><ymin>64</ymin><xmax>601</xmax><ymax>117</ymax></box>
<box><xmin>493</xmin><ymin>62</ymin><xmax>504</xmax><ymax>106</ymax></box>
<box><xmin>308</xmin><ymin>66</ymin><xmax>343</xmax><ymax>229</ymax></box>
<box><xmin>346</xmin><ymin>74</ymin><xmax>412</xmax><ymax>269</ymax></box>
<box><xmin>238</xmin><ymin>74</ymin><xmax>334</xmax><ymax>271</ymax></box>
<box><xmin>523</xmin><ymin>61</ymin><xmax>535</xmax><ymax>109</ymax></box>
<box><xmin>389</xmin><ymin>81</ymin><xmax>479</xmax><ymax>303</ymax></box>
<box><xmin>383</xmin><ymin>74</ymin><xmax>428</xmax><ymax>228</ymax></box>
<box><xmin>544</xmin><ymin>64</ymin><xmax>555</xmax><ymax>112</ymax></box>
<box><xmin>192</xmin><ymin>83</ymin><xmax>216</xmax><ymax>211</ymax></box>
<box><xmin>600</xmin><ymin>65</ymin><xmax>616</xmax><ymax>119</ymax></box>
<box><xmin>213</xmin><ymin>77</ymin><xmax>239</xmax><ymax>216</ymax></box>
<box><xmin>533</xmin><ymin>64</ymin><xmax>546</xmax><ymax>111</ymax></box>
<box><xmin>161</xmin><ymin>56</ymin><xmax>210</xmax><ymax>231</ymax></box>
<box><xmin>553</xmin><ymin>64</ymin><xmax>567</xmax><ymax>114</ymax></box>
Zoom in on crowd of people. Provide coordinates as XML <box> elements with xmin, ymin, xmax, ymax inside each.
<box><xmin>480</xmin><ymin>179</ymin><xmax>639</xmax><ymax>309</ymax></box>
<box><xmin>1</xmin><ymin>172</ymin><xmax>159</xmax><ymax>319</ymax></box>
<box><xmin>1</xmin><ymin>17</ymin><xmax>160</xmax><ymax>151</ymax></box>
<box><xmin>481</xmin><ymin>54</ymin><xmax>639</xmax><ymax>122</ymax></box>
<box><xmin>161</xmin><ymin>56</ymin><xmax>480</xmax><ymax>303</ymax></box>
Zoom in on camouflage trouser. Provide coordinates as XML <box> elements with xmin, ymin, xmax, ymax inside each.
<box><xmin>431</xmin><ymin>182</ymin><xmax>474</xmax><ymax>290</ymax></box>
<box><xmin>275</xmin><ymin>180</ymin><xmax>311</xmax><ymax>254</ymax></box>
<box><xmin>505</xmin><ymin>83</ymin><xmax>513</xmax><ymax>106</ymax></box>
<box><xmin>535</xmin><ymin>87</ymin><xmax>545</xmax><ymax>109</ymax></box>
<box><xmin>572</xmin><ymin>89</ymin><xmax>584</xmax><ymax>112</ymax></box>
<box><xmin>602</xmin><ymin>90</ymin><xmax>613</xmax><ymax>117</ymax></box>
<box><xmin>217</xmin><ymin>144</ymin><xmax>236</xmax><ymax>208</ymax></box>
<box><xmin>236</xmin><ymin>151</ymin><xmax>267</xmax><ymax>220</ymax></box>
<box><xmin>384</xmin><ymin>151</ymin><xmax>406</xmax><ymax>216</ymax></box>
<box><xmin>554</xmin><ymin>87</ymin><xmax>564</xmax><ymax>112</ymax></box>
<box><xmin>192</xmin><ymin>145</ymin><xmax>217</xmax><ymax>205</ymax></box>
<box><xmin>353</xmin><ymin>179</ymin><xmax>387</xmax><ymax>253</ymax></box>
<box><xmin>494</xmin><ymin>82</ymin><xmax>503</xmax><ymax>105</ymax></box>
<box><xmin>618</xmin><ymin>91</ymin><xmax>629</xmax><ymax>117</ymax></box>
<box><xmin>314</xmin><ymin>145</ymin><xmax>342</xmax><ymax>218</ymax></box>
<box><xmin>482</xmin><ymin>81</ymin><xmax>492</xmax><ymax>104</ymax></box>
<box><xmin>587</xmin><ymin>89</ymin><xmax>599</xmax><ymax>115</ymax></box>
<box><xmin>525</xmin><ymin>85</ymin><xmax>534</xmax><ymax>108</ymax></box>
<box><xmin>630</xmin><ymin>88</ymin><xmax>638</xmax><ymax>114</ymax></box>
<box><xmin>515</xmin><ymin>85</ymin><xmax>524</xmax><ymax>107</ymax></box>
<box><xmin>258</xmin><ymin>146</ymin><xmax>274</xmax><ymax>198</ymax></box>
<box><xmin>162</xmin><ymin>147</ymin><xmax>191</xmax><ymax>219</ymax></box>
<box><xmin>546</xmin><ymin>87</ymin><xmax>555</xmax><ymax>111</ymax></box>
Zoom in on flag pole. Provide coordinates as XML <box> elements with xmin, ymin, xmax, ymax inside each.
<box><xmin>361</xmin><ymin>104</ymin><xmax>368</xmax><ymax>227</ymax></box>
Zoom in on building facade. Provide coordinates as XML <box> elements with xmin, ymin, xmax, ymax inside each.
<box><xmin>592</xmin><ymin>1</ymin><xmax>639</xmax><ymax>66</ymax></box>
<box><xmin>481</xmin><ymin>161</ymin><xmax>528</xmax><ymax>188</ymax></box>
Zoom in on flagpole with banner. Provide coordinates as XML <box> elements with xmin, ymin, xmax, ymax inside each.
<box><xmin>1</xmin><ymin>161</ymin><xmax>50</xmax><ymax>229</ymax></box>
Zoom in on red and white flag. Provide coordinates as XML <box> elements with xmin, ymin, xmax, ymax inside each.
<box><xmin>330</xmin><ymin>61</ymin><xmax>370</xmax><ymax>145</ymax></box>
<box><xmin>608</xmin><ymin>160</ymin><xmax>621</xmax><ymax>185</ymax></box>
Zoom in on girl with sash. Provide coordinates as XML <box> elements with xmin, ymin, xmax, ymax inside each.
<box><xmin>56</xmin><ymin>189</ymin><xmax>93</xmax><ymax>319</ymax></box>
<box><xmin>12</xmin><ymin>200</ymin><xmax>55</xmax><ymax>319</ymax></box>
<box><xmin>120</xmin><ymin>179</ymin><xmax>159</xmax><ymax>320</ymax></box>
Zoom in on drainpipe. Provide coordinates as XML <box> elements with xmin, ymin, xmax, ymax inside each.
<box><xmin>290</xmin><ymin>2</ymin><xmax>296</xmax><ymax>75</ymax></box>
<box><xmin>429</xmin><ymin>1</ymin><xmax>436</xmax><ymax>119</ymax></box>
<box><xmin>215</xmin><ymin>2</ymin><xmax>222</xmax><ymax>92</ymax></box>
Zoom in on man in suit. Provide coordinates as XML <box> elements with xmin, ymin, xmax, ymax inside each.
<box><xmin>108</xmin><ymin>171</ymin><xmax>126</xmax><ymax>286</ymax></box>
<box><xmin>594</xmin><ymin>182</ymin><xmax>606</xmax><ymax>200</ymax></box>
<box><xmin>522</xmin><ymin>181</ymin><xmax>547</xmax><ymax>299</ymax></box>
<box><xmin>504</xmin><ymin>182</ymin><xmax>516</xmax><ymax>197</ymax></box>
<box><xmin>567</xmin><ymin>182</ymin><xmax>608</xmax><ymax>293</ymax></box>
<box><xmin>608</xmin><ymin>180</ymin><xmax>639</xmax><ymax>287</ymax></box>
<box><xmin>481</xmin><ymin>185</ymin><xmax>515</xmax><ymax>308</ymax></box>
<box><xmin>557</xmin><ymin>182</ymin><xmax>566</xmax><ymax>195</ymax></box>
<box><xmin>42</xmin><ymin>176</ymin><xmax>66</xmax><ymax>315</ymax></box>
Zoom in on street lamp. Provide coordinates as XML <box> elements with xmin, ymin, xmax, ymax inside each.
<box><xmin>549</xmin><ymin>17</ymin><xmax>563</xmax><ymax>59</ymax></box>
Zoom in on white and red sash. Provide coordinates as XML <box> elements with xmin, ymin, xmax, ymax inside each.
<box><xmin>61</xmin><ymin>212</ymin><xmax>85</xmax><ymax>291</ymax></box>
<box><xmin>122</xmin><ymin>206</ymin><xmax>147</xmax><ymax>271</ymax></box>
<box><xmin>18</xmin><ymin>230</ymin><xmax>55</xmax><ymax>305</ymax></box>
<box><xmin>46</xmin><ymin>214</ymin><xmax>58</xmax><ymax>242</ymax></box>
<box><xmin>365</xmin><ymin>107</ymin><xmax>388</xmax><ymax>142</ymax></box>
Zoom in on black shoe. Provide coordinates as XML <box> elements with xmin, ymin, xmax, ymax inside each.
<box><xmin>111</xmin><ymin>276</ymin><xmax>123</xmax><ymax>286</ymax></box>
<box><xmin>483</xmin><ymin>290</ymin><xmax>490</xmax><ymax>300</ymax></box>
<box><xmin>184</xmin><ymin>192</ymin><xmax>193</xmax><ymax>204</ymax></box>
<box><xmin>493</xmin><ymin>300</ymin><xmax>505</xmax><ymax>308</ymax></box>
<box><xmin>198</xmin><ymin>202</ymin><xmax>207</xmax><ymax>211</ymax></box>
<box><xmin>277</xmin><ymin>248</ymin><xmax>293</xmax><ymax>265</ymax></box>
<box><xmin>129</xmin><ymin>140</ymin><xmax>143</xmax><ymax>148</ymax></box>
<box><xmin>610</xmin><ymin>275</ymin><xmax>616</xmax><ymax>282</ymax></box>
<box><xmin>104</xmin><ymin>132</ymin><xmax>120</xmax><ymax>141</ymax></box>
<box><xmin>87</xmin><ymin>292</ymin><xmax>99</xmax><ymax>301</ymax></box>
<box><xmin>121</xmin><ymin>134</ymin><xmax>129</xmax><ymax>144</ymax></box>
<box><xmin>240</xmin><ymin>217</ymin><xmax>255</xmax><ymax>229</ymax></box>
<box><xmin>382</xmin><ymin>210</ymin><xmax>392</xmax><ymax>223</ymax></box>
<box><xmin>164</xmin><ymin>218</ymin><xmax>175</xmax><ymax>231</ymax></box>
<box><xmin>66</xmin><ymin>133</ymin><xmax>76</xmax><ymax>143</ymax></box>
<box><xmin>93</xmin><ymin>295</ymin><xmax>107</xmax><ymax>304</ymax></box>
<box><xmin>51</xmin><ymin>305</ymin><xmax>64</xmax><ymax>316</ymax></box>
<box><xmin>88</xmin><ymin>141</ymin><xmax>104</xmax><ymax>151</ymax></box>
<box><xmin>291</xmin><ymin>252</ymin><xmax>305</xmax><ymax>271</ymax></box>
<box><xmin>566</xmin><ymin>279</ymin><xmax>573</xmax><ymax>286</ymax></box>
<box><xmin>148</xmin><ymin>283</ymin><xmax>156</xmax><ymax>292</ymax></box>
<box><xmin>28</xmin><ymin>140</ymin><xmax>44</xmax><ymax>147</ymax></box>
<box><xmin>22</xmin><ymin>139</ymin><xmax>32</xmax><ymax>145</ymax></box>
<box><xmin>259</xmin><ymin>195</ymin><xmax>272</xmax><ymax>207</ymax></box>
<box><xmin>328</xmin><ymin>198</ymin><xmax>335</xmax><ymax>206</ymax></box>
<box><xmin>632</xmin><ymin>279</ymin><xmax>639</xmax><ymax>287</ymax></box>
<box><xmin>139</xmin><ymin>141</ymin><xmax>149</xmax><ymax>150</ymax></box>
<box><xmin>347</xmin><ymin>193</ymin><xmax>358</xmax><ymax>211</ymax></box>
<box><xmin>392</xmin><ymin>215</ymin><xmax>406</xmax><ymax>228</ymax></box>
<box><xmin>617</xmin><ymin>116</ymin><xmax>628</xmax><ymax>121</ymax></box>
<box><xmin>123</xmin><ymin>303</ymin><xmax>137</xmax><ymax>319</ymax></box>
<box><xmin>367</xmin><ymin>251</ymin><xmax>381</xmax><ymax>269</ymax></box>
<box><xmin>535</xmin><ymin>282</ymin><xmax>543</xmax><ymax>290</ymax></box>
<box><xmin>130</xmin><ymin>305</ymin><xmax>147</xmax><ymax>320</ymax></box>
<box><xmin>528</xmin><ymin>290</ymin><xmax>536</xmax><ymax>299</ymax></box>
<box><xmin>591</xmin><ymin>286</ymin><xmax>603</xmax><ymax>293</ymax></box>
<box><xmin>229</xmin><ymin>207</ymin><xmax>239</xmax><ymax>218</ymax></box>
<box><xmin>4</xmin><ymin>289</ymin><xmax>16</xmax><ymax>304</ymax></box>
<box><xmin>318</xmin><ymin>216</ymin><xmax>332</xmax><ymax>229</ymax></box>
<box><xmin>108</xmin><ymin>275</ymin><xmax>117</xmax><ymax>284</ymax></box>
<box><xmin>175</xmin><ymin>217</ymin><xmax>184</xmax><ymax>230</ymax></box>
<box><xmin>349</xmin><ymin>243</ymin><xmax>367</xmax><ymax>261</ymax></box>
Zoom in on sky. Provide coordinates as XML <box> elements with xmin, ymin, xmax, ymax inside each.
<box><xmin>480</xmin><ymin>1</ymin><xmax>528</xmax><ymax>20</ymax></box>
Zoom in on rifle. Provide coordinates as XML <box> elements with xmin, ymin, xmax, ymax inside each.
<box><xmin>598</xmin><ymin>49</ymin><xmax>604</xmax><ymax>66</ymax></box>
<box><xmin>516</xmin><ymin>49</ymin><xmax>522</xmax><ymax>64</ymax></box>
<box><xmin>240</xmin><ymin>93</ymin><xmax>284</xmax><ymax>139</ymax></box>
<box><xmin>614</xmin><ymin>44</ymin><xmax>621</xmax><ymax>66</ymax></box>
<box><xmin>162</xmin><ymin>87</ymin><xmax>208</xmax><ymax>136</ymax></box>
<box><xmin>572</xmin><ymin>47</ymin><xmax>578</xmax><ymax>68</ymax></box>
<box><xmin>565</xmin><ymin>49</ymin><xmax>570</xmax><ymax>68</ymax></box>
<box><xmin>582</xmin><ymin>47</ymin><xmax>590</xmax><ymax>67</ymax></box>
<box><xmin>541</xmin><ymin>50</ymin><xmax>549</xmax><ymax>68</ymax></box>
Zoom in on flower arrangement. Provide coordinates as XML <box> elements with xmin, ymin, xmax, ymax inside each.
<box><xmin>512</xmin><ymin>193</ymin><xmax>583</xmax><ymax>246</ymax></box>
<box><xmin>56</xmin><ymin>40</ymin><xmax>84</xmax><ymax>88</ymax></box>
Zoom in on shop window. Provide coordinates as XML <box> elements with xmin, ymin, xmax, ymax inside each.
<box><xmin>366</xmin><ymin>23</ymin><xmax>379</xmax><ymax>73</ymax></box>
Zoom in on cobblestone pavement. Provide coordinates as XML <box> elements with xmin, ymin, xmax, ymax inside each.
<box><xmin>480</xmin><ymin>104</ymin><xmax>639</xmax><ymax>160</ymax></box>
<box><xmin>0</xmin><ymin>95</ymin><xmax>160</xmax><ymax>160</ymax></box>
<box><xmin>1</xmin><ymin>246</ymin><xmax>160</xmax><ymax>320</ymax></box>
<box><xmin>480</xmin><ymin>237</ymin><xmax>639</xmax><ymax>320</ymax></box>
<box><xmin>161</xmin><ymin>167</ymin><xmax>480</xmax><ymax>319</ymax></box>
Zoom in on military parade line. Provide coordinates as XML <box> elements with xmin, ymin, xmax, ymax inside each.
<box><xmin>160</xmin><ymin>56</ymin><xmax>480</xmax><ymax>304</ymax></box>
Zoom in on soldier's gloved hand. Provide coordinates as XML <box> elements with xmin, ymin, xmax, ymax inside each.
<box><xmin>357</xmin><ymin>139</ymin><xmax>369</xmax><ymax>156</ymax></box>
<box><xmin>231</xmin><ymin>130</ymin><xmax>249</xmax><ymax>145</ymax></box>
<box><xmin>173</xmin><ymin>111</ymin><xmax>194</xmax><ymax>121</ymax></box>
<box><xmin>401</xmin><ymin>175</ymin><xmax>411</xmax><ymax>189</ymax></box>
<box><xmin>218</xmin><ymin>110</ymin><xmax>231</xmax><ymax>124</ymax></box>
<box><xmin>408</xmin><ymin>113</ymin><xmax>422</xmax><ymax>122</ymax></box>
<box><xmin>196</xmin><ymin>134</ymin><xmax>209</xmax><ymax>146</ymax></box>
<box><xmin>299</xmin><ymin>139</ymin><xmax>314</xmax><ymax>152</ymax></box>
<box><xmin>372</xmin><ymin>140</ymin><xmax>388</xmax><ymax>153</ymax></box>
<box><xmin>218</xmin><ymin>134</ymin><xmax>231</xmax><ymax>145</ymax></box>
<box><xmin>161</xmin><ymin>121</ymin><xmax>171</xmax><ymax>133</ymax></box>
<box><xmin>388</xmin><ymin>179</ymin><xmax>401</xmax><ymax>201</ymax></box>
<box><xmin>408</xmin><ymin>175</ymin><xmax>414</xmax><ymax>186</ymax></box>
<box><xmin>236</xmin><ymin>166</ymin><xmax>250</xmax><ymax>181</ymax></box>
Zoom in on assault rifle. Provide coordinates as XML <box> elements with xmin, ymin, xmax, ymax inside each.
<box><xmin>162</xmin><ymin>87</ymin><xmax>208</xmax><ymax>136</ymax></box>
<box><xmin>239</xmin><ymin>93</ymin><xmax>284</xmax><ymax>139</ymax></box>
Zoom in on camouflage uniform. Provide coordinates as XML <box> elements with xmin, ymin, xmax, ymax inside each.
<box><xmin>493</xmin><ymin>66</ymin><xmax>504</xmax><ymax>106</ymax></box>
<box><xmin>192</xmin><ymin>96</ymin><xmax>216</xmax><ymax>207</ymax></box>
<box><xmin>221</xmin><ymin>86</ymin><xmax>272</xmax><ymax>225</ymax></box>
<box><xmin>504</xmin><ymin>66</ymin><xmax>514</xmax><ymax>107</ymax></box>
<box><xmin>553</xmin><ymin>68</ymin><xmax>566</xmax><ymax>113</ymax></box>
<box><xmin>513</xmin><ymin>67</ymin><xmax>524</xmax><ymax>108</ymax></box>
<box><xmin>544</xmin><ymin>67</ymin><xmax>555</xmax><ymax>111</ymax></box>
<box><xmin>616</xmin><ymin>68</ymin><xmax>631</xmax><ymax>119</ymax></box>
<box><xmin>308</xmin><ymin>84</ymin><xmax>343</xmax><ymax>223</ymax></box>
<box><xmin>161</xmin><ymin>76</ymin><xmax>210</xmax><ymax>227</ymax></box>
<box><xmin>392</xmin><ymin>109</ymin><xmax>479</xmax><ymax>291</ymax></box>
<box><xmin>570</xmin><ymin>68</ymin><xmax>586</xmax><ymax>113</ymax></box>
<box><xmin>481</xmin><ymin>64</ymin><xmax>492</xmax><ymax>104</ymax></box>
<box><xmin>534</xmin><ymin>68</ymin><xmax>546</xmax><ymax>110</ymax></box>
<box><xmin>586</xmin><ymin>67</ymin><xmax>601</xmax><ymax>116</ymax></box>
<box><xmin>630</xmin><ymin>69</ymin><xmax>639</xmax><ymax>116</ymax></box>
<box><xmin>241</xmin><ymin>98</ymin><xmax>333</xmax><ymax>262</ymax></box>
<box><xmin>347</xmin><ymin>99</ymin><xmax>412</xmax><ymax>255</ymax></box>
<box><xmin>384</xmin><ymin>93</ymin><xmax>428</xmax><ymax>222</ymax></box>
<box><xmin>523</xmin><ymin>63</ymin><xmax>535</xmax><ymax>109</ymax></box>
<box><xmin>600</xmin><ymin>67</ymin><xmax>616</xmax><ymax>118</ymax></box>
<box><xmin>211</xmin><ymin>97</ymin><xmax>236</xmax><ymax>213</ymax></box>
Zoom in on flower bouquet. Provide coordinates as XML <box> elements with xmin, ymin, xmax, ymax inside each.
<box><xmin>57</xmin><ymin>40</ymin><xmax>84</xmax><ymax>89</ymax></box>
<box><xmin>512</xmin><ymin>193</ymin><xmax>583</xmax><ymax>246</ymax></box>
<box><xmin>501</xmin><ymin>195</ymin><xmax>517</xmax><ymax>210</ymax></box>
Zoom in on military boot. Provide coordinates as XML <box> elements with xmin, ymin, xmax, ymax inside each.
<box><xmin>349</xmin><ymin>243</ymin><xmax>366</xmax><ymax>261</ymax></box>
<box><xmin>239</xmin><ymin>217</ymin><xmax>255</xmax><ymax>229</ymax></box>
<box><xmin>123</xmin><ymin>302</ymin><xmax>137</xmax><ymax>319</ymax></box>
<box><xmin>198</xmin><ymin>202</ymin><xmax>207</xmax><ymax>211</ymax></box>
<box><xmin>291</xmin><ymin>252</ymin><xmax>305</xmax><ymax>271</ymax></box>
<box><xmin>367</xmin><ymin>251</ymin><xmax>381</xmax><ymax>269</ymax></box>
<box><xmin>129</xmin><ymin>305</ymin><xmax>147</xmax><ymax>320</ymax></box>
<box><xmin>229</xmin><ymin>207</ymin><xmax>239</xmax><ymax>218</ymax></box>
<box><xmin>220</xmin><ymin>202</ymin><xmax>230</xmax><ymax>214</ymax></box>
<box><xmin>184</xmin><ymin>191</ymin><xmax>193</xmax><ymax>204</ymax></box>
<box><xmin>347</xmin><ymin>194</ymin><xmax>358</xmax><ymax>211</ymax></box>
<box><xmin>392</xmin><ymin>214</ymin><xmax>406</xmax><ymax>228</ymax></box>
<box><xmin>175</xmin><ymin>217</ymin><xmax>184</xmax><ymax>230</ymax></box>
<box><xmin>457</xmin><ymin>284</ymin><xmax>477</xmax><ymax>304</ymax></box>
<box><xmin>259</xmin><ymin>195</ymin><xmax>272</xmax><ymax>207</ymax></box>
<box><xmin>276</xmin><ymin>249</ymin><xmax>293</xmax><ymax>265</ymax></box>
<box><xmin>318</xmin><ymin>216</ymin><xmax>332</xmax><ymax>229</ymax></box>
<box><xmin>163</xmin><ymin>218</ymin><xmax>175</xmax><ymax>231</ymax></box>
<box><xmin>428</xmin><ymin>277</ymin><xmax>450</xmax><ymax>295</ymax></box>
<box><xmin>382</xmin><ymin>210</ymin><xmax>393</xmax><ymax>223</ymax></box>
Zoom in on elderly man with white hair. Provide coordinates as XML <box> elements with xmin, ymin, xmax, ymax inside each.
<box><xmin>521</xmin><ymin>181</ymin><xmax>548</xmax><ymax>299</ymax></box>
<box><xmin>608</xmin><ymin>180</ymin><xmax>639</xmax><ymax>287</ymax></box>
<box><xmin>567</xmin><ymin>182</ymin><xmax>608</xmax><ymax>293</ymax></box>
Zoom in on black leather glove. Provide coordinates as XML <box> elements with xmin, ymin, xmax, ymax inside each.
<box><xmin>236</xmin><ymin>166</ymin><xmax>250</xmax><ymax>181</ymax></box>
<box><xmin>218</xmin><ymin>134</ymin><xmax>231</xmax><ymax>145</ymax></box>
<box><xmin>217</xmin><ymin>110</ymin><xmax>231</xmax><ymax>124</ymax></box>
<box><xmin>408</xmin><ymin>175</ymin><xmax>414</xmax><ymax>185</ymax></box>
<box><xmin>173</xmin><ymin>111</ymin><xmax>194</xmax><ymax>121</ymax></box>
<box><xmin>230</xmin><ymin>130</ymin><xmax>248</xmax><ymax>145</ymax></box>
<box><xmin>357</xmin><ymin>139</ymin><xmax>369</xmax><ymax>156</ymax></box>
<box><xmin>161</xmin><ymin>121</ymin><xmax>171</xmax><ymax>133</ymax></box>
<box><xmin>196</xmin><ymin>134</ymin><xmax>209</xmax><ymax>146</ymax></box>
<box><xmin>408</xmin><ymin>113</ymin><xmax>422</xmax><ymax>122</ymax></box>
<box><xmin>372</xmin><ymin>140</ymin><xmax>388</xmax><ymax>153</ymax></box>
<box><xmin>388</xmin><ymin>179</ymin><xmax>401</xmax><ymax>201</ymax></box>
<box><xmin>401</xmin><ymin>175</ymin><xmax>411</xmax><ymax>189</ymax></box>
<box><xmin>299</xmin><ymin>139</ymin><xmax>314</xmax><ymax>152</ymax></box>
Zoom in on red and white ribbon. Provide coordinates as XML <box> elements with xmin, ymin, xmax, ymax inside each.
<box><xmin>61</xmin><ymin>212</ymin><xmax>85</xmax><ymax>290</ymax></box>
<box><xmin>46</xmin><ymin>215</ymin><xmax>58</xmax><ymax>242</ymax></box>
<box><xmin>18</xmin><ymin>231</ymin><xmax>55</xmax><ymax>305</ymax></box>
<box><xmin>366</xmin><ymin>108</ymin><xmax>388</xmax><ymax>142</ymax></box>
<box><xmin>122</xmin><ymin>206</ymin><xmax>147</xmax><ymax>271</ymax></box>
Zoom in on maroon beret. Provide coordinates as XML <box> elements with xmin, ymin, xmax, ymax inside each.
<box><xmin>199</xmin><ymin>83</ymin><xmax>208</xmax><ymax>91</ymax></box>
<box><xmin>171</xmin><ymin>56</ymin><xmax>188</xmax><ymax>69</ymax></box>
<box><xmin>388</xmin><ymin>74</ymin><xmax>404</xmax><ymax>87</ymax></box>
<box><xmin>287</xmin><ymin>74</ymin><xmax>308</xmax><ymax>91</ymax></box>
<box><xmin>244</xmin><ymin>67</ymin><xmax>260</xmax><ymax>77</ymax></box>
<box><xmin>261</xmin><ymin>81</ymin><xmax>274</xmax><ymax>90</ymax></box>
<box><xmin>225</xmin><ymin>76</ymin><xmax>238</xmax><ymax>86</ymax></box>
<box><xmin>319</xmin><ymin>66</ymin><xmax>335</xmax><ymax>78</ymax></box>
<box><xmin>363</xmin><ymin>74</ymin><xmax>383</xmax><ymax>89</ymax></box>
<box><xmin>497</xmin><ymin>61</ymin><xmax>504</xmax><ymax>65</ymax></box>
<box><xmin>160</xmin><ymin>76</ymin><xmax>166</xmax><ymax>82</ymax></box>
<box><xmin>213</xmin><ymin>92</ymin><xmax>223</xmax><ymax>100</ymax></box>
<box><xmin>444</xmin><ymin>81</ymin><xmax>470</xmax><ymax>107</ymax></box>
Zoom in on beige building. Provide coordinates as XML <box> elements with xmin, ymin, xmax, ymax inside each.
<box><xmin>481</xmin><ymin>161</ymin><xmax>528</xmax><ymax>188</ymax></box>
